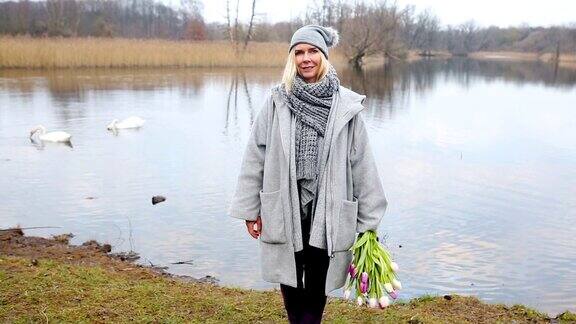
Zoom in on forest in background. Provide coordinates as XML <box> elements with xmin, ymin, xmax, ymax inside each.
<box><xmin>1</xmin><ymin>0</ymin><xmax>576</xmax><ymax>66</ymax></box>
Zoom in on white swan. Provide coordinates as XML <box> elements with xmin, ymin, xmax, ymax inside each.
<box><xmin>107</xmin><ymin>116</ymin><xmax>146</xmax><ymax>130</ymax></box>
<box><xmin>29</xmin><ymin>125</ymin><xmax>72</xmax><ymax>143</ymax></box>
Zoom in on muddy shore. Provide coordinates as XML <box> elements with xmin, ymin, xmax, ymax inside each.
<box><xmin>0</xmin><ymin>228</ymin><xmax>216</xmax><ymax>284</ymax></box>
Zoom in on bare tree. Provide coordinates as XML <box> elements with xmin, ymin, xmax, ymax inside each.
<box><xmin>16</xmin><ymin>0</ymin><xmax>31</xmax><ymax>34</ymax></box>
<box><xmin>410</xmin><ymin>9</ymin><xmax>440</xmax><ymax>56</ymax></box>
<box><xmin>226</xmin><ymin>0</ymin><xmax>233</xmax><ymax>42</ymax></box>
<box><xmin>375</xmin><ymin>1</ymin><xmax>402</xmax><ymax>59</ymax></box>
<box><xmin>234</xmin><ymin>0</ymin><xmax>240</xmax><ymax>49</ymax></box>
<box><xmin>337</xmin><ymin>1</ymin><xmax>403</xmax><ymax>68</ymax></box>
<box><xmin>307</xmin><ymin>0</ymin><xmax>336</xmax><ymax>26</ymax></box>
<box><xmin>340</xmin><ymin>3</ymin><xmax>377</xmax><ymax>68</ymax></box>
<box><xmin>181</xmin><ymin>0</ymin><xmax>205</xmax><ymax>40</ymax></box>
<box><xmin>243</xmin><ymin>0</ymin><xmax>256</xmax><ymax>49</ymax></box>
<box><xmin>460</xmin><ymin>21</ymin><xmax>480</xmax><ymax>53</ymax></box>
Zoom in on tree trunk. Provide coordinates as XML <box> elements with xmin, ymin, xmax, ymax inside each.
<box><xmin>349</xmin><ymin>52</ymin><xmax>364</xmax><ymax>70</ymax></box>
<box><xmin>226</xmin><ymin>0</ymin><xmax>233</xmax><ymax>43</ymax></box>
<box><xmin>234</xmin><ymin>0</ymin><xmax>240</xmax><ymax>53</ymax></box>
<box><xmin>243</xmin><ymin>0</ymin><xmax>256</xmax><ymax>50</ymax></box>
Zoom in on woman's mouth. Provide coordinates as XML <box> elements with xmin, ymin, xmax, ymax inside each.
<box><xmin>301</xmin><ymin>66</ymin><xmax>315</xmax><ymax>71</ymax></box>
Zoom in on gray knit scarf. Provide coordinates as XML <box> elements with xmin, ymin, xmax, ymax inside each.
<box><xmin>278</xmin><ymin>67</ymin><xmax>340</xmax><ymax>214</ymax></box>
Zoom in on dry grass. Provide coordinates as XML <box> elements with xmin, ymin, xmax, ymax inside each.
<box><xmin>471</xmin><ymin>51</ymin><xmax>576</xmax><ymax>69</ymax></box>
<box><xmin>469</xmin><ymin>51</ymin><xmax>540</xmax><ymax>61</ymax></box>
<box><xmin>405</xmin><ymin>50</ymin><xmax>452</xmax><ymax>61</ymax></box>
<box><xmin>0</xmin><ymin>36</ymin><xmax>345</xmax><ymax>69</ymax></box>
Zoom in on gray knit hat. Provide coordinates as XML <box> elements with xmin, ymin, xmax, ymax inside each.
<box><xmin>289</xmin><ymin>25</ymin><xmax>340</xmax><ymax>59</ymax></box>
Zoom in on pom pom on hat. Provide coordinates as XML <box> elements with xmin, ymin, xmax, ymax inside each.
<box><xmin>322</xmin><ymin>26</ymin><xmax>339</xmax><ymax>48</ymax></box>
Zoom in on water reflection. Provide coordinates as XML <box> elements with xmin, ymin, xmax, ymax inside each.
<box><xmin>224</xmin><ymin>72</ymin><xmax>256</xmax><ymax>134</ymax></box>
<box><xmin>339</xmin><ymin>59</ymin><xmax>576</xmax><ymax>110</ymax></box>
<box><xmin>1</xmin><ymin>60</ymin><xmax>576</xmax><ymax>315</ymax></box>
<box><xmin>29</xmin><ymin>137</ymin><xmax>74</xmax><ymax>150</ymax></box>
<box><xmin>2</xmin><ymin>59</ymin><xmax>574</xmax><ymax>107</ymax></box>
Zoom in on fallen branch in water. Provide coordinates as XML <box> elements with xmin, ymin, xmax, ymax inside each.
<box><xmin>171</xmin><ymin>260</ymin><xmax>194</xmax><ymax>265</ymax></box>
<box><xmin>147</xmin><ymin>260</ymin><xmax>169</xmax><ymax>271</ymax></box>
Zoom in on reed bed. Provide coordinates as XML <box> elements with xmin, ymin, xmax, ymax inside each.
<box><xmin>0</xmin><ymin>37</ymin><xmax>328</xmax><ymax>69</ymax></box>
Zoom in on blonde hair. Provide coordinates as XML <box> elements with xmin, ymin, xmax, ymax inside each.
<box><xmin>281</xmin><ymin>47</ymin><xmax>332</xmax><ymax>92</ymax></box>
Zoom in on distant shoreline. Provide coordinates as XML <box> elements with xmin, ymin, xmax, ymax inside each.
<box><xmin>1</xmin><ymin>36</ymin><xmax>575</xmax><ymax>70</ymax></box>
<box><xmin>402</xmin><ymin>50</ymin><xmax>576</xmax><ymax>69</ymax></box>
<box><xmin>470</xmin><ymin>51</ymin><xmax>576</xmax><ymax>69</ymax></box>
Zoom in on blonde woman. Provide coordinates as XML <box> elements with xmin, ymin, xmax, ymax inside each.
<box><xmin>229</xmin><ymin>25</ymin><xmax>387</xmax><ymax>323</ymax></box>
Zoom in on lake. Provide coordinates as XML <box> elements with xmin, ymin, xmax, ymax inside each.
<box><xmin>1</xmin><ymin>59</ymin><xmax>575</xmax><ymax>315</ymax></box>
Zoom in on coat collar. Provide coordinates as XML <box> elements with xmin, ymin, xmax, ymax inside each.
<box><xmin>332</xmin><ymin>86</ymin><xmax>366</xmax><ymax>135</ymax></box>
<box><xmin>271</xmin><ymin>85</ymin><xmax>365</xmax><ymax>161</ymax></box>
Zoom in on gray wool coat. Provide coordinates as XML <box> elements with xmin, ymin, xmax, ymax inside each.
<box><xmin>229</xmin><ymin>85</ymin><xmax>388</xmax><ymax>294</ymax></box>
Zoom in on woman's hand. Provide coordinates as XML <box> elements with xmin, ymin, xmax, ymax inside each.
<box><xmin>245</xmin><ymin>216</ymin><xmax>262</xmax><ymax>239</ymax></box>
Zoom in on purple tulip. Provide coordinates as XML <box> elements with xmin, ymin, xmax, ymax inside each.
<box><xmin>388</xmin><ymin>290</ymin><xmax>399</xmax><ymax>300</ymax></box>
<box><xmin>360</xmin><ymin>282</ymin><xmax>368</xmax><ymax>294</ymax></box>
<box><xmin>361</xmin><ymin>272</ymin><xmax>369</xmax><ymax>284</ymax></box>
<box><xmin>348</xmin><ymin>263</ymin><xmax>357</xmax><ymax>278</ymax></box>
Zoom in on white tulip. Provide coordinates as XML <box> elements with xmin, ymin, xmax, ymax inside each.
<box><xmin>384</xmin><ymin>283</ymin><xmax>394</xmax><ymax>293</ymax></box>
<box><xmin>392</xmin><ymin>279</ymin><xmax>403</xmax><ymax>290</ymax></box>
<box><xmin>390</xmin><ymin>262</ymin><xmax>399</xmax><ymax>272</ymax></box>
<box><xmin>356</xmin><ymin>296</ymin><xmax>364</xmax><ymax>306</ymax></box>
<box><xmin>368</xmin><ymin>297</ymin><xmax>378</xmax><ymax>308</ymax></box>
<box><xmin>344</xmin><ymin>289</ymin><xmax>351</xmax><ymax>300</ymax></box>
<box><xmin>379</xmin><ymin>295</ymin><xmax>390</xmax><ymax>308</ymax></box>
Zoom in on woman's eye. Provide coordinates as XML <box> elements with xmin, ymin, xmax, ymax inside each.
<box><xmin>310</xmin><ymin>49</ymin><xmax>318</xmax><ymax>53</ymax></box>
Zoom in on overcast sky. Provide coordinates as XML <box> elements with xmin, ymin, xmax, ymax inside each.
<box><xmin>193</xmin><ymin>0</ymin><xmax>576</xmax><ymax>28</ymax></box>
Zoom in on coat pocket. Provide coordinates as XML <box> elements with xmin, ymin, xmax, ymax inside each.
<box><xmin>333</xmin><ymin>198</ymin><xmax>358</xmax><ymax>252</ymax></box>
<box><xmin>259</xmin><ymin>189</ymin><xmax>287</xmax><ymax>244</ymax></box>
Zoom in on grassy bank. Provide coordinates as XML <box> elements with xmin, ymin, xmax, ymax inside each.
<box><xmin>3</xmin><ymin>256</ymin><xmax>569</xmax><ymax>323</ymax></box>
<box><xmin>1</xmin><ymin>229</ymin><xmax>575</xmax><ymax>323</ymax></box>
<box><xmin>0</xmin><ymin>37</ymin><xmax>340</xmax><ymax>69</ymax></box>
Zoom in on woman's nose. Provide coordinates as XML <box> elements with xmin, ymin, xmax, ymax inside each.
<box><xmin>303</xmin><ymin>52</ymin><xmax>311</xmax><ymax>61</ymax></box>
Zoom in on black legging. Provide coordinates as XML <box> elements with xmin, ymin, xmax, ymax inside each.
<box><xmin>280</xmin><ymin>211</ymin><xmax>330</xmax><ymax>324</ymax></box>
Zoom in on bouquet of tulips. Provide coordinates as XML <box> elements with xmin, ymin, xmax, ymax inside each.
<box><xmin>343</xmin><ymin>230</ymin><xmax>401</xmax><ymax>309</ymax></box>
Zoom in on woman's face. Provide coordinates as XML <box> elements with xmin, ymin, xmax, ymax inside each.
<box><xmin>294</xmin><ymin>43</ymin><xmax>321</xmax><ymax>83</ymax></box>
